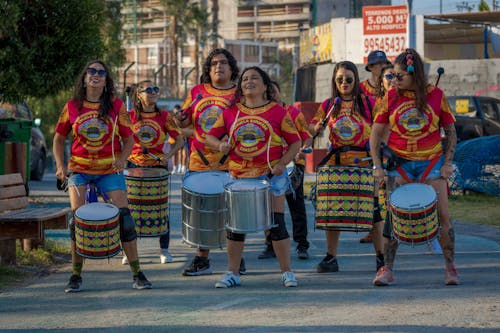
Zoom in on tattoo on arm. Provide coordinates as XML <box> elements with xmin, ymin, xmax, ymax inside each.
<box><xmin>443</xmin><ymin>125</ymin><xmax>457</xmax><ymax>162</ymax></box>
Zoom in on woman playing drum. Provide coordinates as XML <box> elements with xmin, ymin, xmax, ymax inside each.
<box><xmin>53</xmin><ymin>60</ymin><xmax>152</xmax><ymax>292</ymax></box>
<box><xmin>206</xmin><ymin>66</ymin><xmax>301</xmax><ymax>288</ymax></box>
<box><xmin>370</xmin><ymin>48</ymin><xmax>459</xmax><ymax>286</ymax></box>
<box><xmin>309</xmin><ymin>61</ymin><xmax>385</xmax><ymax>274</ymax></box>
<box><xmin>124</xmin><ymin>80</ymin><xmax>184</xmax><ymax>264</ymax></box>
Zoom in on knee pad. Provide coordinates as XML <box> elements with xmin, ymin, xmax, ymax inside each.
<box><xmin>269</xmin><ymin>212</ymin><xmax>289</xmax><ymax>241</ymax></box>
<box><xmin>373</xmin><ymin>196</ymin><xmax>383</xmax><ymax>223</ymax></box>
<box><xmin>69</xmin><ymin>211</ymin><xmax>76</xmax><ymax>241</ymax></box>
<box><xmin>226</xmin><ymin>231</ymin><xmax>246</xmax><ymax>242</ymax></box>
<box><xmin>119</xmin><ymin>207</ymin><xmax>137</xmax><ymax>242</ymax></box>
<box><xmin>382</xmin><ymin>214</ymin><xmax>392</xmax><ymax>239</ymax></box>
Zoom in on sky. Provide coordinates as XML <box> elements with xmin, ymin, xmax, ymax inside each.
<box><xmin>391</xmin><ymin>0</ymin><xmax>497</xmax><ymax>15</ymax></box>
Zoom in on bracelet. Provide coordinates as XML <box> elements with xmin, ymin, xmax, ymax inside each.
<box><xmin>372</xmin><ymin>165</ymin><xmax>383</xmax><ymax>170</ymax></box>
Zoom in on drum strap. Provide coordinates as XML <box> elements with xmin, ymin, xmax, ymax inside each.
<box><xmin>195</xmin><ymin>147</ymin><xmax>210</xmax><ymax>166</ymax></box>
<box><xmin>317</xmin><ymin>146</ymin><xmax>368</xmax><ymax>169</ymax></box>
<box><xmin>396</xmin><ymin>156</ymin><xmax>441</xmax><ymax>183</ymax></box>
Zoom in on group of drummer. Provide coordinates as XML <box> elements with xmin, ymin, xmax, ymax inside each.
<box><xmin>53</xmin><ymin>46</ymin><xmax>459</xmax><ymax>293</ymax></box>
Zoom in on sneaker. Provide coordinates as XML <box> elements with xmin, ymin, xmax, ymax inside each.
<box><xmin>122</xmin><ymin>256</ymin><xmax>129</xmax><ymax>265</ymax></box>
<box><xmin>373</xmin><ymin>266</ymin><xmax>394</xmax><ymax>286</ymax></box>
<box><xmin>64</xmin><ymin>274</ymin><xmax>83</xmax><ymax>293</ymax></box>
<box><xmin>180</xmin><ymin>165</ymin><xmax>186</xmax><ymax>173</ymax></box>
<box><xmin>133</xmin><ymin>271</ymin><xmax>152</xmax><ymax>289</ymax></box>
<box><xmin>160</xmin><ymin>249</ymin><xmax>173</xmax><ymax>264</ymax></box>
<box><xmin>258</xmin><ymin>245</ymin><xmax>276</xmax><ymax>259</ymax></box>
<box><xmin>445</xmin><ymin>265</ymin><xmax>460</xmax><ymax>285</ymax></box>
<box><xmin>316</xmin><ymin>255</ymin><xmax>339</xmax><ymax>273</ymax></box>
<box><xmin>282</xmin><ymin>271</ymin><xmax>298</xmax><ymax>287</ymax></box>
<box><xmin>359</xmin><ymin>232</ymin><xmax>373</xmax><ymax>243</ymax></box>
<box><xmin>427</xmin><ymin>239</ymin><xmax>443</xmax><ymax>255</ymax></box>
<box><xmin>182</xmin><ymin>256</ymin><xmax>213</xmax><ymax>276</ymax></box>
<box><xmin>296</xmin><ymin>245</ymin><xmax>309</xmax><ymax>260</ymax></box>
<box><xmin>215</xmin><ymin>272</ymin><xmax>241</xmax><ymax>288</ymax></box>
<box><xmin>239</xmin><ymin>258</ymin><xmax>247</xmax><ymax>275</ymax></box>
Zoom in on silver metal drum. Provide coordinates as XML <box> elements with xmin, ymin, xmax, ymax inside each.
<box><xmin>182</xmin><ymin>171</ymin><xmax>230</xmax><ymax>248</ymax></box>
<box><xmin>224</xmin><ymin>179</ymin><xmax>272</xmax><ymax>233</ymax></box>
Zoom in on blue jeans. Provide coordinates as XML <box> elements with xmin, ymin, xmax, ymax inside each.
<box><xmin>386</xmin><ymin>155</ymin><xmax>444</xmax><ymax>181</ymax></box>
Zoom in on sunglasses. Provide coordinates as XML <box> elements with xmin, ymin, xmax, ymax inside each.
<box><xmin>336</xmin><ymin>77</ymin><xmax>354</xmax><ymax>84</ymax></box>
<box><xmin>384</xmin><ymin>74</ymin><xmax>395</xmax><ymax>81</ymax></box>
<box><xmin>394</xmin><ymin>73</ymin><xmax>410</xmax><ymax>81</ymax></box>
<box><xmin>140</xmin><ymin>86</ymin><xmax>160</xmax><ymax>94</ymax></box>
<box><xmin>86</xmin><ymin>68</ymin><xmax>107</xmax><ymax>77</ymax></box>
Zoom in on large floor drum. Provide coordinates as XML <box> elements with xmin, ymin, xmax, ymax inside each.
<box><xmin>74</xmin><ymin>202</ymin><xmax>121</xmax><ymax>259</ymax></box>
<box><xmin>182</xmin><ymin>171</ymin><xmax>230</xmax><ymax>248</ymax></box>
<box><xmin>225</xmin><ymin>179</ymin><xmax>272</xmax><ymax>234</ymax></box>
<box><xmin>390</xmin><ymin>183</ymin><xmax>439</xmax><ymax>245</ymax></box>
<box><xmin>125</xmin><ymin>167</ymin><xmax>169</xmax><ymax>237</ymax></box>
<box><xmin>314</xmin><ymin>165</ymin><xmax>374</xmax><ymax>232</ymax></box>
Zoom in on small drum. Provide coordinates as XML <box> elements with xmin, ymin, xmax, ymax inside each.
<box><xmin>125</xmin><ymin>167</ymin><xmax>169</xmax><ymax>237</ymax></box>
<box><xmin>74</xmin><ymin>202</ymin><xmax>121</xmax><ymax>259</ymax></box>
<box><xmin>389</xmin><ymin>183</ymin><xmax>439</xmax><ymax>245</ymax></box>
<box><xmin>314</xmin><ymin>165</ymin><xmax>374</xmax><ymax>232</ymax></box>
<box><xmin>182</xmin><ymin>171</ymin><xmax>230</xmax><ymax>248</ymax></box>
<box><xmin>225</xmin><ymin>179</ymin><xmax>272</xmax><ymax>233</ymax></box>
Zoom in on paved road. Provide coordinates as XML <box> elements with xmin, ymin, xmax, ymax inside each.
<box><xmin>0</xmin><ymin>172</ymin><xmax>499</xmax><ymax>332</ymax></box>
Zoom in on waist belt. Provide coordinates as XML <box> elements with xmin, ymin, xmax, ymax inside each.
<box><xmin>317</xmin><ymin>146</ymin><xmax>368</xmax><ymax>169</ymax></box>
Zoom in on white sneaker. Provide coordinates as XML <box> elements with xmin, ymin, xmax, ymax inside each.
<box><xmin>180</xmin><ymin>165</ymin><xmax>186</xmax><ymax>173</ymax></box>
<box><xmin>282</xmin><ymin>271</ymin><xmax>298</xmax><ymax>287</ymax></box>
<box><xmin>173</xmin><ymin>165</ymin><xmax>179</xmax><ymax>174</ymax></box>
<box><xmin>160</xmin><ymin>249</ymin><xmax>173</xmax><ymax>264</ymax></box>
<box><xmin>122</xmin><ymin>256</ymin><xmax>129</xmax><ymax>265</ymax></box>
<box><xmin>215</xmin><ymin>272</ymin><xmax>241</xmax><ymax>288</ymax></box>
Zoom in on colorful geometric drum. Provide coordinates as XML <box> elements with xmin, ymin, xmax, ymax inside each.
<box><xmin>74</xmin><ymin>202</ymin><xmax>121</xmax><ymax>259</ymax></box>
<box><xmin>389</xmin><ymin>183</ymin><xmax>439</xmax><ymax>245</ymax></box>
<box><xmin>125</xmin><ymin>167</ymin><xmax>169</xmax><ymax>237</ymax></box>
<box><xmin>314</xmin><ymin>165</ymin><xmax>374</xmax><ymax>232</ymax></box>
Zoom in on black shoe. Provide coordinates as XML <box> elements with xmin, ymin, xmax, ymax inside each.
<box><xmin>133</xmin><ymin>271</ymin><xmax>152</xmax><ymax>289</ymax></box>
<box><xmin>258</xmin><ymin>246</ymin><xmax>276</xmax><ymax>259</ymax></box>
<box><xmin>239</xmin><ymin>257</ymin><xmax>247</xmax><ymax>275</ymax></box>
<box><xmin>64</xmin><ymin>274</ymin><xmax>83</xmax><ymax>293</ymax></box>
<box><xmin>317</xmin><ymin>255</ymin><xmax>339</xmax><ymax>273</ymax></box>
<box><xmin>182</xmin><ymin>256</ymin><xmax>213</xmax><ymax>276</ymax></box>
<box><xmin>296</xmin><ymin>246</ymin><xmax>309</xmax><ymax>260</ymax></box>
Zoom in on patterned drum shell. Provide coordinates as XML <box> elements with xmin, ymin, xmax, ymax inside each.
<box><xmin>74</xmin><ymin>202</ymin><xmax>121</xmax><ymax>259</ymax></box>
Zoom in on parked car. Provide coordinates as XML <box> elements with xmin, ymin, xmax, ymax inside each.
<box><xmin>0</xmin><ymin>102</ymin><xmax>47</xmax><ymax>180</ymax></box>
<box><xmin>447</xmin><ymin>95</ymin><xmax>500</xmax><ymax>142</ymax></box>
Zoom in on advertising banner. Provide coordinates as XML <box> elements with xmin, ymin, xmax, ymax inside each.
<box><xmin>299</xmin><ymin>22</ymin><xmax>332</xmax><ymax>66</ymax></box>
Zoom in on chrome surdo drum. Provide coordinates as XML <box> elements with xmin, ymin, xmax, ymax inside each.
<box><xmin>182</xmin><ymin>171</ymin><xmax>230</xmax><ymax>248</ymax></box>
<box><xmin>224</xmin><ymin>179</ymin><xmax>273</xmax><ymax>234</ymax></box>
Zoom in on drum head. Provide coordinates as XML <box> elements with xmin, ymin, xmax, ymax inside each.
<box><xmin>183</xmin><ymin>171</ymin><xmax>230</xmax><ymax>194</ymax></box>
<box><xmin>75</xmin><ymin>202</ymin><xmax>119</xmax><ymax>221</ymax></box>
<box><xmin>125</xmin><ymin>167</ymin><xmax>168</xmax><ymax>179</ymax></box>
<box><xmin>390</xmin><ymin>183</ymin><xmax>437</xmax><ymax>209</ymax></box>
<box><xmin>226</xmin><ymin>179</ymin><xmax>270</xmax><ymax>191</ymax></box>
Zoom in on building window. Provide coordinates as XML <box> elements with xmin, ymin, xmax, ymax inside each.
<box><xmin>262</xmin><ymin>46</ymin><xmax>276</xmax><ymax>63</ymax></box>
<box><xmin>244</xmin><ymin>45</ymin><xmax>259</xmax><ymax>62</ymax></box>
<box><xmin>148</xmin><ymin>47</ymin><xmax>158</xmax><ymax>64</ymax></box>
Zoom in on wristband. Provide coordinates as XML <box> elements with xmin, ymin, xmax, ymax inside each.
<box><xmin>372</xmin><ymin>165</ymin><xmax>383</xmax><ymax>170</ymax></box>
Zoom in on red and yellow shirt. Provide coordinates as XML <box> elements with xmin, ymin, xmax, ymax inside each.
<box><xmin>360</xmin><ymin>80</ymin><xmax>377</xmax><ymax>99</ymax></box>
<box><xmin>285</xmin><ymin>103</ymin><xmax>312</xmax><ymax>166</ymax></box>
<box><xmin>55</xmin><ymin>98</ymin><xmax>133</xmax><ymax>174</ymax></box>
<box><xmin>373</xmin><ymin>85</ymin><xmax>455</xmax><ymax>161</ymax></box>
<box><xmin>128</xmin><ymin>109</ymin><xmax>181</xmax><ymax>166</ymax></box>
<box><xmin>181</xmin><ymin>83</ymin><xmax>237</xmax><ymax>171</ymax></box>
<box><xmin>208</xmin><ymin>101</ymin><xmax>300</xmax><ymax>178</ymax></box>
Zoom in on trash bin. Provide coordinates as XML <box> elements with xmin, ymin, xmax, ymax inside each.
<box><xmin>0</xmin><ymin>118</ymin><xmax>33</xmax><ymax>183</ymax></box>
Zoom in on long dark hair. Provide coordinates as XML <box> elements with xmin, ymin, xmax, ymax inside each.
<box><xmin>376</xmin><ymin>63</ymin><xmax>394</xmax><ymax>99</ymax></box>
<box><xmin>235</xmin><ymin>66</ymin><xmax>275</xmax><ymax>104</ymax></box>
<box><xmin>74</xmin><ymin>60</ymin><xmax>116</xmax><ymax>119</ymax></box>
<box><xmin>130</xmin><ymin>80</ymin><xmax>160</xmax><ymax>120</ymax></box>
<box><xmin>200</xmin><ymin>48</ymin><xmax>239</xmax><ymax>84</ymax></box>
<box><xmin>330</xmin><ymin>61</ymin><xmax>369</xmax><ymax>120</ymax></box>
<box><xmin>394</xmin><ymin>48</ymin><xmax>428</xmax><ymax>112</ymax></box>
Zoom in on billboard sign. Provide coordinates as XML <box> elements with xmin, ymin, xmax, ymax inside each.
<box><xmin>299</xmin><ymin>22</ymin><xmax>332</xmax><ymax>66</ymax></box>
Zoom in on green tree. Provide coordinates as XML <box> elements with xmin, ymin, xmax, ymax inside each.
<box><xmin>0</xmin><ymin>0</ymin><xmax>110</xmax><ymax>102</ymax></box>
<box><xmin>478</xmin><ymin>0</ymin><xmax>491</xmax><ymax>11</ymax></box>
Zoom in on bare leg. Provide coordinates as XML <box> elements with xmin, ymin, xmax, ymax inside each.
<box><xmin>227</xmin><ymin>239</ymin><xmax>244</xmax><ymax>275</ymax></box>
<box><xmin>325</xmin><ymin>230</ymin><xmax>340</xmax><ymax>256</ymax></box>
<box><xmin>273</xmin><ymin>238</ymin><xmax>292</xmax><ymax>272</ymax></box>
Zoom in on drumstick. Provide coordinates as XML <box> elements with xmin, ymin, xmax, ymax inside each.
<box><xmin>142</xmin><ymin>147</ymin><xmax>163</xmax><ymax>164</ymax></box>
<box><xmin>435</xmin><ymin>67</ymin><xmax>444</xmax><ymax>87</ymax></box>
<box><xmin>312</xmin><ymin>97</ymin><xmax>341</xmax><ymax>141</ymax></box>
<box><xmin>353</xmin><ymin>156</ymin><xmax>372</xmax><ymax>164</ymax></box>
<box><xmin>180</xmin><ymin>93</ymin><xmax>202</xmax><ymax>121</ymax></box>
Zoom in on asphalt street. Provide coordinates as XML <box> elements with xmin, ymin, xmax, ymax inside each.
<box><xmin>0</xmin><ymin>171</ymin><xmax>498</xmax><ymax>332</ymax></box>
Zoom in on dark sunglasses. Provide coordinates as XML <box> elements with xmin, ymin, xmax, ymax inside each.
<box><xmin>86</xmin><ymin>68</ymin><xmax>107</xmax><ymax>77</ymax></box>
<box><xmin>335</xmin><ymin>77</ymin><xmax>354</xmax><ymax>84</ymax></box>
<box><xmin>140</xmin><ymin>86</ymin><xmax>160</xmax><ymax>94</ymax></box>
<box><xmin>384</xmin><ymin>74</ymin><xmax>395</xmax><ymax>81</ymax></box>
<box><xmin>394</xmin><ymin>73</ymin><xmax>409</xmax><ymax>81</ymax></box>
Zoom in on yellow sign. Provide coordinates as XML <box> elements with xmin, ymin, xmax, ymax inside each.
<box><xmin>455</xmin><ymin>99</ymin><xmax>469</xmax><ymax>114</ymax></box>
<box><xmin>299</xmin><ymin>22</ymin><xmax>332</xmax><ymax>66</ymax></box>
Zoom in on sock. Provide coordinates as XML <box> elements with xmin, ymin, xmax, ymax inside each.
<box><xmin>129</xmin><ymin>259</ymin><xmax>141</xmax><ymax>275</ymax></box>
<box><xmin>72</xmin><ymin>262</ymin><xmax>83</xmax><ymax>276</ymax></box>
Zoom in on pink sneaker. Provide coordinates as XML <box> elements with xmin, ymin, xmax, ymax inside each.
<box><xmin>373</xmin><ymin>266</ymin><xmax>394</xmax><ymax>286</ymax></box>
<box><xmin>445</xmin><ymin>265</ymin><xmax>460</xmax><ymax>285</ymax></box>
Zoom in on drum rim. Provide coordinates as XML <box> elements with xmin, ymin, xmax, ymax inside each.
<box><xmin>389</xmin><ymin>183</ymin><xmax>437</xmax><ymax>208</ymax></box>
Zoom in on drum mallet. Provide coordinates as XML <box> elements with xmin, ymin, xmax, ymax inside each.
<box><xmin>312</xmin><ymin>97</ymin><xmax>341</xmax><ymax>141</ymax></box>
<box><xmin>180</xmin><ymin>93</ymin><xmax>202</xmax><ymax>121</ymax></box>
<box><xmin>435</xmin><ymin>67</ymin><xmax>444</xmax><ymax>87</ymax></box>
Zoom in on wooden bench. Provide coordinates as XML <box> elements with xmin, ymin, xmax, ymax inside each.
<box><xmin>0</xmin><ymin>173</ymin><xmax>70</xmax><ymax>264</ymax></box>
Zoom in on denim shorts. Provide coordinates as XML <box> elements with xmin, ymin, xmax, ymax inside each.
<box><xmin>386</xmin><ymin>155</ymin><xmax>444</xmax><ymax>181</ymax></box>
<box><xmin>68</xmin><ymin>172</ymin><xmax>127</xmax><ymax>192</ymax></box>
<box><xmin>256</xmin><ymin>171</ymin><xmax>291</xmax><ymax>196</ymax></box>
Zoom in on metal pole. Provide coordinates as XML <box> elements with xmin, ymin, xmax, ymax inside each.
<box><xmin>183</xmin><ymin>67</ymin><xmax>196</xmax><ymax>100</ymax></box>
<box><xmin>123</xmin><ymin>61</ymin><xmax>136</xmax><ymax>99</ymax></box>
<box><xmin>154</xmin><ymin>64</ymin><xmax>166</xmax><ymax>87</ymax></box>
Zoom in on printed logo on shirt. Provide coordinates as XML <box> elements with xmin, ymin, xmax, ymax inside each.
<box><xmin>133</xmin><ymin>119</ymin><xmax>162</xmax><ymax>147</ymax></box>
<box><xmin>232</xmin><ymin>116</ymin><xmax>270</xmax><ymax>157</ymax></box>
<box><xmin>75</xmin><ymin>112</ymin><xmax>110</xmax><ymax>152</ymax></box>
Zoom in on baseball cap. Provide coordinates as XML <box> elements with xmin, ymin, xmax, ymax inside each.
<box><xmin>366</xmin><ymin>50</ymin><xmax>391</xmax><ymax>71</ymax></box>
